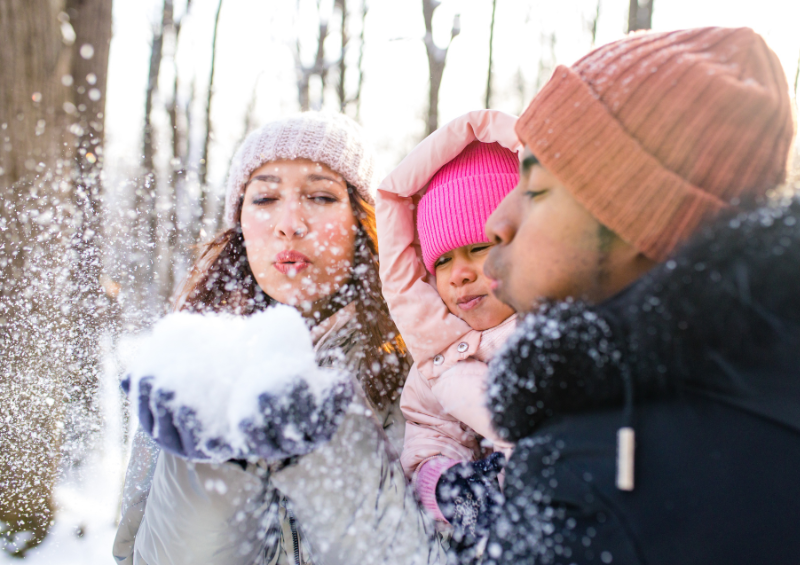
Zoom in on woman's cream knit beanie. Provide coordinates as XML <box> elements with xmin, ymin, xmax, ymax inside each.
<box><xmin>224</xmin><ymin>112</ymin><xmax>377</xmax><ymax>227</ymax></box>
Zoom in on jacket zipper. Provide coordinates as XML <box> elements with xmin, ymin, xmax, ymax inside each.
<box><xmin>288</xmin><ymin>510</ymin><xmax>301</xmax><ymax>565</ymax></box>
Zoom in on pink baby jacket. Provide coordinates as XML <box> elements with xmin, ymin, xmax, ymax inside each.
<box><xmin>375</xmin><ymin>110</ymin><xmax>522</xmax><ymax>520</ymax></box>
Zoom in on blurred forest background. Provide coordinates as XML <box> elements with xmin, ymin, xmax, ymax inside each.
<box><xmin>0</xmin><ymin>0</ymin><xmax>798</xmax><ymax>560</ymax></box>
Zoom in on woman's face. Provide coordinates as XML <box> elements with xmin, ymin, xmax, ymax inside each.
<box><xmin>240</xmin><ymin>159</ymin><xmax>358</xmax><ymax>314</ymax></box>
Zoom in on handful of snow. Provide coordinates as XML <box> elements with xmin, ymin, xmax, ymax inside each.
<box><xmin>123</xmin><ymin>305</ymin><xmax>353</xmax><ymax>462</ymax></box>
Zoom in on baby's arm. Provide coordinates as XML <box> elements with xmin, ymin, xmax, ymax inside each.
<box><xmin>400</xmin><ymin>364</ymin><xmax>479</xmax><ymax>520</ymax></box>
<box><xmin>431</xmin><ymin>358</ymin><xmax>515</xmax><ymax>457</ymax></box>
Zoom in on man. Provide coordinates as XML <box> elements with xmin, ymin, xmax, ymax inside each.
<box><xmin>482</xmin><ymin>27</ymin><xmax>800</xmax><ymax>564</ymax></box>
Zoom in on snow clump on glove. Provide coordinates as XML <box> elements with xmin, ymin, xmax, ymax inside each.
<box><xmin>121</xmin><ymin>305</ymin><xmax>354</xmax><ymax>462</ymax></box>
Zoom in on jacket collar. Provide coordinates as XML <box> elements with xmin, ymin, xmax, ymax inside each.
<box><xmin>418</xmin><ymin>314</ymin><xmax>517</xmax><ymax>380</ymax></box>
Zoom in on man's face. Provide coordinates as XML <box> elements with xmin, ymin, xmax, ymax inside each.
<box><xmin>484</xmin><ymin>148</ymin><xmax>642</xmax><ymax>314</ymax></box>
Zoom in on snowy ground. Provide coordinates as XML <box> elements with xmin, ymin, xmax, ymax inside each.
<box><xmin>0</xmin><ymin>463</ymin><xmax>124</xmax><ymax>564</ymax></box>
<box><xmin>0</xmin><ymin>342</ymin><xmax>130</xmax><ymax>564</ymax></box>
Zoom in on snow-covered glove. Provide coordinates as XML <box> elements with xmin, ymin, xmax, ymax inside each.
<box><xmin>121</xmin><ymin>305</ymin><xmax>354</xmax><ymax>462</ymax></box>
<box><xmin>436</xmin><ymin>452</ymin><xmax>506</xmax><ymax>552</ymax></box>
<box><xmin>120</xmin><ymin>375</ymin><xmax>208</xmax><ymax>459</ymax></box>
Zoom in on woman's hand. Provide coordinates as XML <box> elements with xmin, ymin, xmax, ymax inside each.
<box><xmin>120</xmin><ymin>306</ymin><xmax>354</xmax><ymax>462</ymax></box>
<box><xmin>122</xmin><ymin>374</ymin><xmax>354</xmax><ymax>462</ymax></box>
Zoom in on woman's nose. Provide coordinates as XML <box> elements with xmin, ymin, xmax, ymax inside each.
<box><xmin>274</xmin><ymin>201</ymin><xmax>308</xmax><ymax>239</ymax></box>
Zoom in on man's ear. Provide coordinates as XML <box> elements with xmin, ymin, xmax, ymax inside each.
<box><xmin>604</xmin><ymin>236</ymin><xmax>658</xmax><ymax>298</ymax></box>
<box><xmin>626</xmin><ymin>248</ymin><xmax>658</xmax><ymax>281</ymax></box>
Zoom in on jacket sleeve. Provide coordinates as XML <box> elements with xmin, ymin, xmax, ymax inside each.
<box><xmin>376</xmin><ymin>110</ymin><xmax>521</xmax><ymax>363</ymax></box>
<box><xmin>112</xmin><ymin>427</ymin><xmax>161</xmax><ymax>564</ymax></box>
<box><xmin>270</xmin><ymin>386</ymin><xmax>445</xmax><ymax>565</ymax></box>
<box><xmin>487</xmin><ymin>429</ymin><xmax>643</xmax><ymax>565</ymax></box>
<box><xmin>132</xmin><ymin>451</ymin><xmax>279</xmax><ymax>565</ymax></box>
<box><xmin>430</xmin><ymin>359</ymin><xmax>514</xmax><ymax>455</ymax></box>
<box><xmin>399</xmin><ymin>363</ymin><xmax>479</xmax><ymax>476</ymax></box>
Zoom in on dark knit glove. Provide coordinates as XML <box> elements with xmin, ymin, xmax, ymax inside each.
<box><xmin>237</xmin><ymin>377</ymin><xmax>354</xmax><ymax>461</ymax></box>
<box><xmin>436</xmin><ymin>452</ymin><xmax>506</xmax><ymax>552</ymax></box>
<box><xmin>121</xmin><ymin>375</ymin><xmax>353</xmax><ymax>462</ymax></box>
<box><xmin>121</xmin><ymin>375</ymin><xmax>209</xmax><ymax>459</ymax></box>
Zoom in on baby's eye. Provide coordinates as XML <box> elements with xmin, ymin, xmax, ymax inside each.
<box><xmin>434</xmin><ymin>256</ymin><xmax>451</xmax><ymax>269</ymax></box>
<box><xmin>526</xmin><ymin>189</ymin><xmax>547</xmax><ymax>199</ymax></box>
<box><xmin>471</xmin><ymin>244</ymin><xmax>491</xmax><ymax>254</ymax></box>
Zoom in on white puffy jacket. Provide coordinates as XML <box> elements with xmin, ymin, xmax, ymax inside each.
<box><xmin>112</xmin><ymin>304</ymin><xmax>443</xmax><ymax>565</ymax></box>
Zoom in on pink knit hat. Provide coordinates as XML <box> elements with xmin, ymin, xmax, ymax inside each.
<box><xmin>417</xmin><ymin>141</ymin><xmax>519</xmax><ymax>273</ymax></box>
<box><xmin>515</xmin><ymin>27</ymin><xmax>794</xmax><ymax>261</ymax></box>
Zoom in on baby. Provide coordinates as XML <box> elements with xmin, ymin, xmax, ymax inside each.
<box><xmin>376</xmin><ymin>110</ymin><xmax>520</xmax><ymax>549</ymax></box>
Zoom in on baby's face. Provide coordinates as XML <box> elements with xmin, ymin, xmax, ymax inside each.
<box><xmin>434</xmin><ymin>243</ymin><xmax>515</xmax><ymax>331</ymax></box>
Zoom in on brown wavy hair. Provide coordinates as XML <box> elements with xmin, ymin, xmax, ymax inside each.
<box><xmin>175</xmin><ymin>185</ymin><xmax>410</xmax><ymax>410</ymax></box>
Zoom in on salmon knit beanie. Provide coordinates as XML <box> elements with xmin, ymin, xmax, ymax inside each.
<box><xmin>417</xmin><ymin>141</ymin><xmax>519</xmax><ymax>273</ymax></box>
<box><xmin>224</xmin><ymin>112</ymin><xmax>377</xmax><ymax>227</ymax></box>
<box><xmin>516</xmin><ymin>27</ymin><xmax>795</xmax><ymax>261</ymax></box>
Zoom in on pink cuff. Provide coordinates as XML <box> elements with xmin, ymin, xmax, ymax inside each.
<box><xmin>415</xmin><ymin>457</ymin><xmax>460</xmax><ymax>522</ymax></box>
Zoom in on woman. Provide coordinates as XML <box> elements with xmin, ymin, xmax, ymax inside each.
<box><xmin>113</xmin><ymin>112</ymin><xmax>440</xmax><ymax>565</ymax></box>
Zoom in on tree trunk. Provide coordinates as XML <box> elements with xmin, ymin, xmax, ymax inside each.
<box><xmin>62</xmin><ymin>0</ymin><xmax>114</xmax><ymax>457</ymax></box>
<box><xmin>353</xmin><ymin>0</ymin><xmax>367</xmax><ymax>120</ymax></box>
<box><xmin>293</xmin><ymin>0</ymin><xmax>336</xmax><ymax>113</ymax></box>
<box><xmin>198</xmin><ymin>0</ymin><xmax>222</xmax><ymax>190</ymax></box>
<box><xmin>134</xmin><ymin>0</ymin><xmax>168</xmax><ymax>320</ymax></box>
<box><xmin>336</xmin><ymin>0</ymin><xmax>348</xmax><ymax>112</ymax></box>
<box><xmin>0</xmin><ymin>0</ymin><xmax>109</xmax><ymax>554</ymax></box>
<box><xmin>163</xmin><ymin>0</ymin><xmax>192</xmax><ymax>302</ymax></box>
<box><xmin>628</xmin><ymin>0</ymin><xmax>653</xmax><ymax>32</ymax></box>
<box><xmin>484</xmin><ymin>0</ymin><xmax>497</xmax><ymax>109</ymax></box>
<box><xmin>196</xmin><ymin>0</ymin><xmax>223</xmax><ymax>237</ymax></box>
<box><xmin>422</xmin><ymin>0</ymin><xmax>459</xmax><ymax>136</ymax></box>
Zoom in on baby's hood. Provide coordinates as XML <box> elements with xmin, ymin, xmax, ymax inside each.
<box><xmin>375</xmin><ymin>110</ymin><xmax>521</xmax><ymax>363</ymax></box>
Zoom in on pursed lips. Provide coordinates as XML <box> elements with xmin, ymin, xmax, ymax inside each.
<box><xmin>456</xmin><ymin>294</ymin><xmax>485</xmax><ymax>311</ymax></box>
<box><xmin>273</xmin><ymin>250</ymin><xmax>311</xmax><ymax>275</ymax></box>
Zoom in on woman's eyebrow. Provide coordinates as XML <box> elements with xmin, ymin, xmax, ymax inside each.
<box><xmin>307</xmin><ymin>173</ymin><xmax>343</xmax><ymax>183</ymax></box>
<box><xmin>249</xmin><ymin>174</ymin><xmax>281</xmax><ymax>184</ymax></box>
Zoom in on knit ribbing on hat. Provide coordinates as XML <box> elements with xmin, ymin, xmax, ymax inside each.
<box><xmin>224</xmin><ymin>112</ymin><xmax>378</xmax><ymax>227</ymax></box>
<box><xmin>515</xmin><ymin>27</ymin><xmax>795</xmax><ymax>261</ymax></box>
<box><xmin>417</xmin><ymin>141</ymin><xmax>519</xmax><ymax>273</ymax></box>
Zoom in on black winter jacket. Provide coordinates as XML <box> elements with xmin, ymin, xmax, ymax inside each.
<box><xmin>485</xmin><ymin>199</ymin><xmax>800</xmax><ymax>564</ymax></box>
